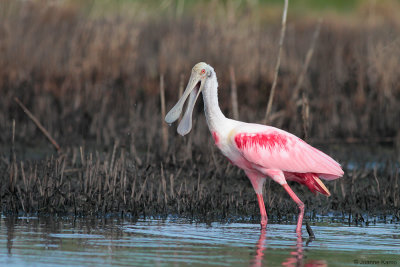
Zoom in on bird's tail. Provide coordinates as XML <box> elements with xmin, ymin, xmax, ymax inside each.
<box><xmin>298</xmin><ymin>173</ymin><xmax>331</xmax><ymax>196</ymax></box>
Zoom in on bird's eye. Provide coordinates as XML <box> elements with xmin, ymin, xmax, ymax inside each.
<box><xmin>201</xmin><ymin>69</ymin><xmax>206</xmax><ymax>74</ymax></box>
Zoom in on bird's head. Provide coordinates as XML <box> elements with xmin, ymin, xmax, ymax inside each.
<box><xmin>165</xmin><ymin>62</ymin><xmax>214</xmax><ymax>136</ymax></box>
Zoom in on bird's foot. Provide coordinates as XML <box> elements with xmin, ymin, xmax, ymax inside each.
<box><xmin>260</xmin><ymin>216</ymin><xmax>268</xmax><ymax>230</ymax></box>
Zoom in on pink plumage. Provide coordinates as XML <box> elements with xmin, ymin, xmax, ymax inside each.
<box><xmin>218</xmin><ymin>123</ymin><xmax>344</xmax><ymax>231</ymax></box>
<box><xmin>231</xmin><ymin>125</ymin><xmax>343</xmax><ymax>181</ymax></box>
<box><xmin>165</xmin><ymin>62</ymin><xmax>344</xmax><ymax>233</ymax></box>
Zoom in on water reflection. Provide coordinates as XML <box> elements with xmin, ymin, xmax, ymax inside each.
<box><xmin>251</xmin><ymin>229</ymin><xmax>305</xmax><ymax>267</ymax></box>
<box><xmin>281</xmin><ymin>233</ymin><xmax>304</xmax><ymax>267</ymax></box>
<box><xmin>1</xmin><ymin>217</ymin><xmax>398</xmax><ymax>266</ymax></box>
<box><xmin>251</xmin><ymin>228</ymin><xmax>267</xmax><ymax>267</ymax></box>
<box><xmin>2</xmin><ymin>216</ymin><xmax>127</xmax><ymax>258</ymax></box>
<box><xmin>252</xmin><ymin>229</ymin><xmax>329</xmax><ymax>267</ymax></box>
<box><xmin>5</xmin><ymin>216</ymin><xmax>16</xmax><ymax>255</ymax></box>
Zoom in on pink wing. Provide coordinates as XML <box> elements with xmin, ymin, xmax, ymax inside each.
<box><xmin>231</xmin><ymin>124</ymin><xmax>344</xmax><ymax>180</ymax></box>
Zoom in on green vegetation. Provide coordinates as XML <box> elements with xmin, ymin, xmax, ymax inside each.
<box><xmin>68</xmin><ymin>0</ymin><xmax>398</xmax><ymax>17</ymax></box>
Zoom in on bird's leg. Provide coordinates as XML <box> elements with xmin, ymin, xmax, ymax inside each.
<box><xmin>256</xmin><ymin>193</ymin><xmax>268</xmax><ymax>229</ymax></box>
<box><xmin>246</xmin><ymin>171</ymin><xmax>268</xmax><ymax>229</ymax></box>
<box><xmin>282</xmin><ymin>184</ymin><xmax>305</xmax><ymax>233</ymax></box>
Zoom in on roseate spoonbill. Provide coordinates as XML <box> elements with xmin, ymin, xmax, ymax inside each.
<box><xmin>165</xmin><ymin>62</ymin><xmax>344</xmax><ymax>232</ymax></box>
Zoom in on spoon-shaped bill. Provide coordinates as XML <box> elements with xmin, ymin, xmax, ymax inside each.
<box><xmin>177</xmin><ymin>86</ymin><xmax>202</xmax><ymax>136</ymax></box>
<box><xmin>165</xmin><ymin>73</ymin><xmax>200</xmax><ymax>124</ymax></box>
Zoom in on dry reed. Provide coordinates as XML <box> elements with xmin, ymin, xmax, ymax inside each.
<box><xmin>264</xmin><ymin>0</ymin><xmax>289</xmax><ymax>124</ymax></box>
<box><xmin>0</xmin><ymin>0</ymin><xmax>399</xmax><ymax>223</ymax></box>
<box><xmin>0</xmin><ymin>103</ymin><xmax>399</xmax><ymax>223</ymax></box>
<box><xmin>0</xmin><ymin>1</ymin><xmax>398</xmax><ymax>145</ymax></box>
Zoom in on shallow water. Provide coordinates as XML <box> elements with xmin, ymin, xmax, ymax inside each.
<box><xmin>1</xmin><ymin>217</ymin><xmax>399</xmax><ymax>266</ymax></box>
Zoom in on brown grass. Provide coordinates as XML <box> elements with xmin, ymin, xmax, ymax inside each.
<box><xmin>0</xmin><ymin>1</ymin><xmax>399</xmax><ymax>222</ymax></box>
<box><xmin>0</xmin><ymin>1</ymin><xmax>399</xmax><ymax>145</ymax></box>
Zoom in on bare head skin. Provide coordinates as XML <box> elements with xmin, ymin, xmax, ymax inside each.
<box><xmin>165</xmin><ymin>62</ymin><xmax>213</xmax><ymax>136</ymax></box>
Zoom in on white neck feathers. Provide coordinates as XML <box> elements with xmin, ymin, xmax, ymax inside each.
<box><xmin>202</xmin><ymin>73</ymin><xmax>227</xmax><ymax>133</ymax></box>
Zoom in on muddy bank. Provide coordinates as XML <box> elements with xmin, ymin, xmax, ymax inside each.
<box><xmin>1</xmin><ymin>140</ymin><xmax>399</xmax><ymax>223</ymax></box>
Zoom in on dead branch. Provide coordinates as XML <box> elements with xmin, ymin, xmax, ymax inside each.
<box><xmin>264</xmin><ymin>0</ymin><xmax>289</xmax><ymax>124</ymax></box>
<box><xmin>229</xmin><ymin>65</ymin><xmax>239</xmax><ymax>120</ymax></box>
<box><xmin>160</xmin><ymin>74</ymin><xmax>168</xmax><ymax>153</ymax></box>
<box><xmin>14</xmin><ymin>97</ymin><xmax>60</xmax><ymax>151</ymax></box>
<box><xmin>292</xmin><ymin>19</ymin><xmax>322</xmax><ymax>101</ymax></box>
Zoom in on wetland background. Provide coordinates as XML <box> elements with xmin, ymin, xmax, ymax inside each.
<box><xmin>0</xmin><ymin>0</ymin><xmax>399</xmax><ymax>224</ymax></box>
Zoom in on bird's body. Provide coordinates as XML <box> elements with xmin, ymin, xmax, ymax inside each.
<box><xmin>165</xmin><ymin>62</ymin><xmax>344</xmax><ymax>233</ymax></box>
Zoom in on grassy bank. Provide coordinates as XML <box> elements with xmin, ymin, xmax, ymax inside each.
<box><xmin>1</xmin><ymin>140</ymin><xmax>399</xmax><ymax>223</ymax></box>
<box><xmin>0</xmin><ymin>0</ymin><xmax>399</xmax><ymax>220</ymax></box>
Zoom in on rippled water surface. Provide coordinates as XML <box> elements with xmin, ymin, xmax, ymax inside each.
<box><xmin>0</xmin><ymin>217</ymin><xmax>399</xmax><ymax>266</ymax></box>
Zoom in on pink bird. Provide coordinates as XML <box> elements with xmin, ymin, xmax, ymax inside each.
<box><xmin>165</xmin><ymin>62</ymin><xmax>344</xmax><ymax>233</ymax></box>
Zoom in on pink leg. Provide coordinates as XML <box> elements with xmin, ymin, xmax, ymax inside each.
<box><xmin>257</xmin><ymin>193</ymin><xmax>268</xmax><ymax>229</ymax></box>
<box><xmin>283</xmin><ymin>184</ymin><xmax>305</xmax><ymax>233</ymax></box>
<box><xmin>246</xmin><ymin>171</ymin><xmax>268</xmax><ymax>229</ymax></box>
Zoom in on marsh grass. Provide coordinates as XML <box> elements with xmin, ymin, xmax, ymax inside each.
<box><xmin>1</xmin><ymin>137</ymin><xmax>399</xmax><ymax>224</ymax></box>
<box><xmin>0</xmin><ymin>1</ymin><xmax>399</xmax><ymax>222</ymax></box>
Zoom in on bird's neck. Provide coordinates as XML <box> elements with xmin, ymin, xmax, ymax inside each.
<box><xmin>202</xmin><ymin>75</ymin><xmax>227</xmax><ymax>133</ymax></box>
